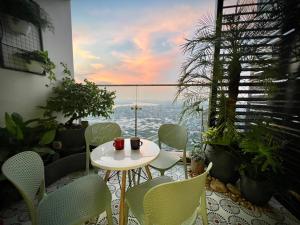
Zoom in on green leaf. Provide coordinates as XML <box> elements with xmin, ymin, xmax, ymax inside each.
<box><xmin>39</xmin><ymin>129</ymin><xmax>56</xmax><ymax>145</ymax></box>
<box><xmin>15</xmin><ymin>125</ymin><xmax>24</xmax><ymax>140</ymax></box>
<box><xmin>11</xmin><ymin>112</ymin><xmax>24</xmax><ymax>127</ymax></box>
<box><xmin>5</xmin><ymin>112</ymin><xmax>17</xmax><ymax>137</ymax></box>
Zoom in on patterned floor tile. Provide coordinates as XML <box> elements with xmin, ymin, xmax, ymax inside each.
<box><xmin>1</xmin><ymin>165</ymin><xmax>299</xmax><ymax>225</ymax></box>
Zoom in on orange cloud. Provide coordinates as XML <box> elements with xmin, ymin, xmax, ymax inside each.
<box><xmin>91</xmin><ymin>63</ymin><xmax>105</xmax><ymax>70</ymax></box>
<box><xmin>82</xmin><ymin>50</ymin><xmax>176</xmax><ymax>84</ymax></box>
<box><xmin>73</xmin><ymin>46</ymin><xmax>100</xmax><ymax>60</ymax></box>
<box><xmin>72</xmin><ymin>3</ymin><xmax>213</xmax><ymax>85</ymax></box>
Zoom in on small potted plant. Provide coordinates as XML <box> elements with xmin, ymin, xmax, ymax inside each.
<box><xmin>239</xmin><ymin>122</ymin><xmax>282</xmax><ymax>205</ymax></box>
<box><xmin>41</xmin><ymin>63</ymin><xmax>116</xmax><ymax>156</ymax></box>
<box><xmin>190</xmin><ymin>142</ymin><xmax>205</xmax><ymax>175</ymax></box>
<box><xmin>15</xmin><ymin>50</ymin><xmax>55</xmax><ymax>78</ymax></box>
<box><xmin>0</xmin><ymin>0</ymin><xmax>54</xmax><ymax>35</ymax></box>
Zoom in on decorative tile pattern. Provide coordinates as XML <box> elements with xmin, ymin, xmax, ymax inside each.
<box><xmin>0</xmin><ymin>165</ymin><xmax>299</xmax><ymax>225</ymax></box>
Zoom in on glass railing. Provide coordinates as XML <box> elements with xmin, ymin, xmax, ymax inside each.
<box><xmin>85</xmin><ymin>84</ymin><xmax>210</xmax><ymax>151</ymax></box>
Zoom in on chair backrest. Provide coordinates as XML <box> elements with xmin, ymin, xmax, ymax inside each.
<box><xmin>158</xmin><ymin>124</ymin><xmax>188</xmax><ymax>150</ymax></box>
<box><xmin>143</xmin><ymin>163</ymin><xmax>213</xmax><ymax>225</ymax></box>
<box><xmin>2</xmin><ymin>151</ymin><xmax>45</xmax><ymax>225</ymax></box>
<box><xmin>37</xmin><ymin>174</ymin><xmax>112</xmax><ymax>225</ymax></box>
<box><xmin>85</xmin><ymin>122</ymin><xmax>121</xmax><ymax>173</ymax></box>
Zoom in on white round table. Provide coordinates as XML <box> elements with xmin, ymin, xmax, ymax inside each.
<box><xmin>91</xmin><ymin>138</ymin><xmax>160</xmax><ymax>171</ymax></box>
<box><xmin>90</xmin><ymin>138</ymin><xmax>160</xmax><ymax>225</ymax></box>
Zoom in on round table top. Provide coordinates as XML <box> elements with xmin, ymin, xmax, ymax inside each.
<box><xmin>90</xmin><ymin>138</ymin><xmax>160</xmax><ymax>171</ymax></box>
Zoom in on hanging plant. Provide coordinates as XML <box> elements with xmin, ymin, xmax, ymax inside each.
<box><xmin>0</xmin><ymin>0</ymin><xmax>54</xmax><ymax>31</ymax></box>
<box><xmin>15</xmin><ymin>50</ymin><xmax>56</xmax><ymax>79</ymax></box>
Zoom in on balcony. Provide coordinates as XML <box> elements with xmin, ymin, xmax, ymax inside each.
<box><xmin>0</xmin><ymin>0</ymin><xmax>300</xmax><ymax>224</ymax></box>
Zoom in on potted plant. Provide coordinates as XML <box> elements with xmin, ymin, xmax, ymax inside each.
<box><xmin>239</xmin><ymin>123</ymin><xmax>282</xmax><ymax>205</ymax></box>
<box><xmin>0</xmin><ymin>0</ymin><xmax>54</xmax><ymax>35</ymax></box>
<box><xmin>41</xmin><ymin>63</ymin><xmax>116</xmax><ymax>156</ymax></box>
<box><xmin>15</xmin><ymin>50</ymin><xmax>56</xmax><ymax>80</ymax></box>
<box><xmin>190</xmin><ymin>142</ymin><xmax>205</xmax><ymax>175</ymax></box>
<box><xmin>203</xmin><ymin>118</ymin><xmax>241</xmax><ymax>184</ymax></box>
<box><xmin>201</xmin><ymin>93</ymin><xmax>241</xmax><ymax>183</ymax></box>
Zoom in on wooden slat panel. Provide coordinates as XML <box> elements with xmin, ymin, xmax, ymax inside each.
<box><xmin>212</xmin><ymin>0</ymin><xmax>300</xmax><ymax>218</ymax></box>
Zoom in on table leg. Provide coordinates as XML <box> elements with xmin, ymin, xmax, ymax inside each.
<box><xmin>119</xmin><ymin>170</ymin><xmax>127</xmax><ymax>225</ymax></box>
<box><xmin>128</xmin><ymin>170</ymin><xmax>132</xmax><ymax>187</ymax></box>
<box><xmin>132</xmin><ymin>169</ymin><xmax>136</xmax><ymax>186</ymax></box>
<box><xmin>137</xmin><ymin>168</ymin><xmax>142</xmax><ymax>184</ymax></box>
<box><xmin>145</xmin><ymin>165</ymin><xmax>153</xmax><ymax>180</ymax></box>
<box><xmin>104</xmin><ymin>170</ymin><xmax>111</xmax><ymax>182</ymax></box>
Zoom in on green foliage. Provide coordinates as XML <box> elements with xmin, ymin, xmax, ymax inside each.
<box><xmin>5</xmin><ymin>112</ymin><xmax>23</xmax><ymax>140</ymax></box>
<box><xmin>240</xmin><ymin>123</ymin><xmax>282</xmax><ymax>180</ymax></box>
<box><xmin>16</xmin><ymin>50</ymin><xmax>56</xmax><ymax>83</ymax></box>
<box><xmin>42</xmin><ymin>63</ymin><xmax>116</xmax><ymax>126</ymax></box>
<box><xmin>3</xmin><ymin>112</ymin><xmax>57</xmax><ymax>147</ymax></box>
<box><xmin>0</xmin><ymin>0</ymin><xmax>54</xmax><ymax>31</ymax></box>
<box><xmin>0</xmin><ymin>113</ymin><xmax>58</xmax><ymax>172</ymax></box>
<box><xmin>39</xmin><ymin>129</ymin><xmax>56</xmax><ymax>145</ymax></box>
<box><xmin>203</xmin><ymin>121</ymin><xmax>239</xmax><ymax>147</ymax></box>
<box><xmin>176</xmin><ymin>90</ymin><xmax>208</xmax><ymax>123</ymax></box>
<box><xmin>177</xmin><ymin>1</ymin><xmax>280</xmax><ymax>125</ymax></box>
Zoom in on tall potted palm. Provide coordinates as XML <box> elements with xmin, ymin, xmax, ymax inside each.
<box><xmin>177</xmin><ymin>1</ymin><xmax>277</xmax><ymax>183</ymax></box>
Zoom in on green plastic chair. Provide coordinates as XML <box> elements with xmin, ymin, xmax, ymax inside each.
<box><xmin>125</xmin><ymin>162</ymin><xmax>213</xmax><ymax>225</ymax></box>
<box><xmin>150</xmin><ymin>124</ymin><xmax>188</xmax><ymax>179</ymax></box>
<box><xmin>85</xmin><ymin>122</ymin><xmax>122</xmax><ymax>173</ymax></box>
<box><xmin>1</xmin><ymin>151</ymin><xmax>113</xmax><ymax>225</ymax></box>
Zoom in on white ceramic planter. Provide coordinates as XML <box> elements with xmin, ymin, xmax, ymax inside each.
<box><xmin>6</xmin><ymin>16</ymin><xmax>32</xmax><ymax>36</ymax></box>
<box><xmin>26</xmin><ymin>60</ymin><xmax>44</xmax><ymax>74</ymax></box>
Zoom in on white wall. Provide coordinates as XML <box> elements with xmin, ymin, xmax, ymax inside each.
<box><xmin>0</xmin><ymin>0</ymin><xmax>74</xmax><ymax>125</ymax></box>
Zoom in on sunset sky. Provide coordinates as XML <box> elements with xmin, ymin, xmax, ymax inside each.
<box><xmin>71</xmin><ymin>0</ymin><xmax>214</xmax><ymax>86</ymax></box>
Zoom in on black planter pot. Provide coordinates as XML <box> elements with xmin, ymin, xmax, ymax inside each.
<box><xmin>45</xmin><ymin>152</ymin><xmax>86</xmax><ymax>185</ymax></box>
<box><xmin>240</xmin><ymin>174</ymin><xmax>274</xmax><ymax>206</ymax></box>
<box><xmin>205</xmin><ymin>144</ymin><xmax>240</xmax><ymax>184</ymax></box>
<box><xmin>55</xmin><ymin>128</ymin><xmax>86</xmax><ymax>157</ymax></box>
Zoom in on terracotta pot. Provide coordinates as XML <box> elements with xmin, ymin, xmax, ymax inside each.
<box><xmin>191</xmin><ymin>159</ymin><xmax>205</xmax><ymax>175</ymax></box>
